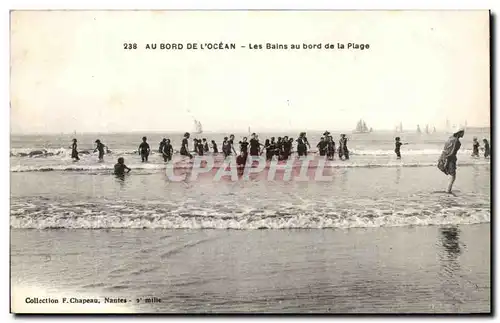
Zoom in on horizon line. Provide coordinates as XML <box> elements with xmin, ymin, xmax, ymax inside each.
<box><xmin>10</xmin><ymin>126</ymin><xmax>491</xmax><ymax>136</ymax></box>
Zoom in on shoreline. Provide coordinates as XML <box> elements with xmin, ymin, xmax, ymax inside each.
<box><xmin>11</xmin><ymin>223</ymin><xmax>491</xmax><ymax>313</ymax></box>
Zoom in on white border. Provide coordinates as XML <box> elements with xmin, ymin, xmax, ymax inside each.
<box><xmin>3</xmin><ymin>0</ymin><xmax>497</xmax><ymax>322</ymax></box>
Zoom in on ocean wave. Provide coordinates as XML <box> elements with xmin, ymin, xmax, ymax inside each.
<box><xmin>10</xmin><ymin>198</ymin><xmax>490</xmax><ymax>229</ymax></box>
<box><xmin>9</xmin><ymin>148</ymin><xmax>159</xmax><ymax>158</ymax></box>
<box><xmin>10</xmin><ymin>160</ymin><xmax>490</xmax><ymax>173</ymax></box>
<box><xmin>9</xmin><ymin>147</ymin><xmax>478</xmax><ymax>158</ymax></box>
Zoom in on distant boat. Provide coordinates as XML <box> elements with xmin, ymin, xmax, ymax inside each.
<box><xmin>193</xmin><ymin>119</ymin><xmax>203</xmax><ymax>134</ymax></box>
<box><xmin>353</xmin><ymin>119</ymin><xmax>371</xmax><ymax>133</ymax></box>
<box><xmin>417</xmin><ymin>124</ymin><xmax>422</xmax><ymax>134</ymax></box>
<box><xmin>395</xmin><ymin>121</ymin><xmax>403</xmax><ymax>133</ymax></box>
<box><xmin>248</xmin><ymin>126</ymin><xmax>251</xmax><ymax>135</ymax></box>
<box><xmin>425</xmin><ymin>124</ymin><xmax>429</xmax><ymax>134</ymax></box>
<box><xmin>433</xmin><ymin>126</ymin><xmax>436</xmax><ymax>133</ymax></box>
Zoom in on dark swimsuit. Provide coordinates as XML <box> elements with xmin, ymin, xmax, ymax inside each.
<box><xmin>71</xmin><ymin>143</ymin><xmax>79</xmax><ymax>160</ymax></box>
<box><xmin>96</xmin><ymin>143</ymin><xmax>105</xmax><ymax>160</ymax></box>
<box><xmin>162</xmin><ymin>144</ymin><xmax>172</xmax><ymax>162</ymax></box>
<box><xmin>180</xmin><ymin>138</ymin><xmax>191</xmax><ymax>157</ymax></box>
<box><xmin>395</xmin><ymin>142</ymin><xmax>402</xmax><ymax>158</ymax></box>
<box><xmin>139</xmin><ymin>142</ymin><xmax>150</xmax><ymax>162</ymax></box>
<box><xmin>249</xmin><ymin>139</ymin><xmax>260</xmax><ymax>156</ymax></box>
<box><xmin>472</xmin><ymin>142</ymin><xmax>479</xmax><ymax>156</ymax></box>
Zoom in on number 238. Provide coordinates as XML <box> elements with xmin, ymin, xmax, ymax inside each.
<box><xmin>123</xmin><ymin>43</ymin><xmax>137</xmax><ymax>50</ymax></box>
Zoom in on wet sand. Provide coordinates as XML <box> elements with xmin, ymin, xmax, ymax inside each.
<box><xmin>11</xmin><ymin>223</ymin><xmax>490</xmax><ymax>313</ymax></box>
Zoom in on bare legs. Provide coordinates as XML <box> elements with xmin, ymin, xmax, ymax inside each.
<box><xmin>447</xmin><ymin>174</ymin><xmax>456</xmax><ymax>193</ymax></box>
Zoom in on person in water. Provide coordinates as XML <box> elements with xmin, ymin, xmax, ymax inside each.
<box><xmin>394</xmin><ymin>137</ymin><xmax>408</xmax><ymax>159</ymax></box>
<box><xmin>192</xmin><ymin>138</ymin><xmax>198</xmax><ymax>153</ymax></box>
<box><xmin>197</xmin><ymin>139</ymin><xmax>204</xmax><ymax>156</ymax></box>
<box><xmin>192</xmin><ymin>138</ymin><xmax>199</xmax><ymax>155</ymax></box>
<box><xmin>338</xmin><ymin>134</ymin><xmax>349</xmax><ymax>160</ymax></box>
<box><xmin>267</xmin><ymin>137</ymin><xmax>277</xmax><ymax>160</ymax></box>
<box><xmin>71</xmin><ymin>138</ymin><xmax>80</xmax><ymax>161</ymax></box>
<box><xmin>202</xmin><ymin>138</ymin><xmax>209</xmax><ymax>153</ymax></box>
<box><xmin>275</xmin><ymin>137</ymin><xmax>283</xmax><ymax>158</ymax></box>
<box><xmin>228</xmin><ymin>134</ymin><xmax>237</xmax><ymax>155</ymax></box>
<box><xmin>483</xmin><ymin>139</ymin><xmax>490</xmax><ymax>158</ymax></box>
<box><xmin>114</xmin><ymin>157</ymin><xmax>131</xmax><ymax>176</ymax></box>
<box><xmin>211</xmin><ymin>140</ymin><xmax>219</xmax><ymax>154</ymax></box>
<box><xmin>263</xmin><ymin>139</ymin><xmax>273</xmax><ymax>161</ymax></box>
<box><xmin>296</xmin><ymin>132</ymin><xmax>310</xmax><ymax>157</ymax></box>
<box><xmin>471</xmin><ymin>137</ymin><xmax>480</xmax><ymax>157</ymax></box>
<box><xmin>236</xmin><ymin>151</ymin><xmax>247</xmax><ymax>176</ymax></box>
<box><xmin>138</xmin><ymin>136</ymin><xmax>150</xmax><ymax>162</ymax></box>
<box><xmin>239</xmin><ymin>137</ymin><xmax>249</xmax><ymax>157</ymax></box>
<box><xmin>317</xmin><ymin>137</ymin><xmax>327</xmax><ymax>156</ymax></box>
<box><xmin>180</xmin><ymin>132</ymin><xmax>193</xmax><ymax>159</ymax></box>
<box><xmin>281</xmin><ymin>136</ymin><xmax>291</xmax><ymax>160</ymax></box>
<box><xmin>327</xmin><ymin>136</ymin><xmax>336</xmax><ymax>160</ymax></box>
<box><xmin>162</xmin><ymin>139</ymin><xmax>173</xmax><ymax>162</ymax></box>
<box><xmin>437</xmin><ymin>127</ymin><xmax>465</xmax><ymax>194</ymax></box>
<box><xmin>249</xmin><ymin>133</ymin><xmax>263</xmax><ymax>157</ymax></box>
<box><xmin>94</xmin><ymin>139</ymin><xmax>106</xmax><ymax>161</ymax></box>
<box><xmin>159</xmin><ymin>138</ymin><xmax>167</xmax><ymax>153</ymax></box>
<box><xmin>222</xmin><ymin>137</ymin><xmax>231</xmax><ymax>158</ymax></box>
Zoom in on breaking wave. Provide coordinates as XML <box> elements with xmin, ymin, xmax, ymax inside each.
<box><xmin>10</xmin><ymin>147</ymin><xmax>479</xmax><ymax>158</ymax></box>
<box><xmin>10</xmin><ymin>196</ymin><xmax>490</xmax><ymax>230</ymax></box>
<box><xmin>10</xmin><ymin>160</ymin><xmax>490</xmax><ymax>173</ymax></box>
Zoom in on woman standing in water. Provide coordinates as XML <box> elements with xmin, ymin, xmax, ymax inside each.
<box><xmin>437</xmin><ymin>127</ymin><xmax>465</xmax><ymax>194</ymax></box>
<box><xmin>162</xmin><ymin>139</ymin><xmax>173</xmax><ymax>162</ymax></box>
<box><xmin>483</xmin><ymin>139</ymin><xmax>490</xmax><ymax>158</ymax></box>
<box><xmin>338</xmin><ymin>134</ymin><xmax>349</xmax><ymax>160</ymax></box>
<box><xmin>326</xmin><ymin>136</ymin><xmax>336</xmax><ymax>160</ymax></box>
<box><xmin>471</xmin><ymin>137</ymin><xmax>480</xmax><ymax>157</ymax></box>
<box><xmin>71</xmin><ymin>138</ymin><xmax>79</xmax><ymax>161</ymax></box>
<box><xmin>281</xmin><ymin>136</ymin><xmax>291</xmax><ymax>160</ymax></box>
<box><xmin>180</xmin><ymin>132</ymin><xmax>193</xmax><ymax>159</ymax></box>
<box><xmin>138</xmin><ymin>136</ymin><xmax>150</xmax><ymax>162</ymax></box>
<box><xmin>94</xmin><ymin>139</ymin><xmax>106</xmax><ymax>162</ymax></box>
<box><xmin>239</xmin><ymin>137</ymin><xmax>249</xmax><ymax>156</ymax></box>
<box><xmin>211</xmin><ymin>140</ymin><xmax>219</xmax><ymax>154</ymax></box>
<box><xmin>263</xmin><ymin>139</ymin><xmax>273</xmax><ymax>161</ymax></box>
<box><xmin>249</xmin><ymin>133</ymin><xmax>262</xmax><ymax>157</ymax></box>
<box><xmin>296</xmin><ymin>132</ymin><xmax>310</xmax><ymax>157</ymax></box>
<box><xmin>222</xmin><ymin>137</ymin><xmax>231</xmax><ymax>158</ymax></box>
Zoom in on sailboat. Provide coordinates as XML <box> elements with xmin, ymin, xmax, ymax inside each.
<box><xmin>395</xmin><ymin>121</ymin><xmax>403</xmax><ymax>133</ymax></box>
<box><xmin>425</xmin><ymin>124</ymin><xmax>429</xmax><ymax>134</ymax></box>
<box><xmin>353</xmin><ymin>119</ymin><xmax>370</xmax><ymax>133</ymax></box>
<box><xmin>416</xmin><ymin>124</ymin><xmax>422</xmax><ymax>134</ymax></box>
<box><xmin>193</xmin><ymin>119</ymin><xmax>203</xmax><ymax>134</ymax></box>
<box><xmin>433</xmin><ymin>126</ymin><xmax>436</xmax><ymax>133</ymax></box>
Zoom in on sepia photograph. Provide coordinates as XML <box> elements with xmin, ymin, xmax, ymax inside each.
<box><xmin>9</xmin><ymin>9</ymin><xmax>491</xmax><ymax>314</ymax></box>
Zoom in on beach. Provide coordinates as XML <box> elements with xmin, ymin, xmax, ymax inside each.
<box><xmin>10</xmin><ymin>131</ymin><xmax>491</xmax><ymax>313</ymax></box>
<box><xmin>11</xmin><ymin>224</ymin><xmax>490</xmax><ymax>313</ymax></box>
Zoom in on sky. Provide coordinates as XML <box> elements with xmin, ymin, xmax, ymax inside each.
<box><xmin>10</xmin><ymin>10</ymin><xmax>490</xmax><ymax>134</ymax></box>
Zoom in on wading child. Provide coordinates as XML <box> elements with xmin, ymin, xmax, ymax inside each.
<box><xmin>395</xmin><ymin>137</ymin><xmax>408</xmax><ymax>159</ymax></box>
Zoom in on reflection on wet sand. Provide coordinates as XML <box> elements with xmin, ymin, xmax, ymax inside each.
<box><xmin>438</xmin><ymin>226</ymin><xmax>465</xmax><ymax>312</ymax></box>
<box><xmin>395</xmin><ymin>167</ymin><xmax>401</xmax><ymax>185</ymax></box>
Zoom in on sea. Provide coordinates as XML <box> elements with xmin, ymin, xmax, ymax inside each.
<box><xmin>10</xmin><ymin>129</ymin><xmax>491</xmax><ymax>313</ymax></box>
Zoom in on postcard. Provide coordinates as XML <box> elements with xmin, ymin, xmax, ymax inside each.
<box><xmin>10</xmin><ymin>10</ymin><xmax>490</xmax><ymax>314</ymax></box>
